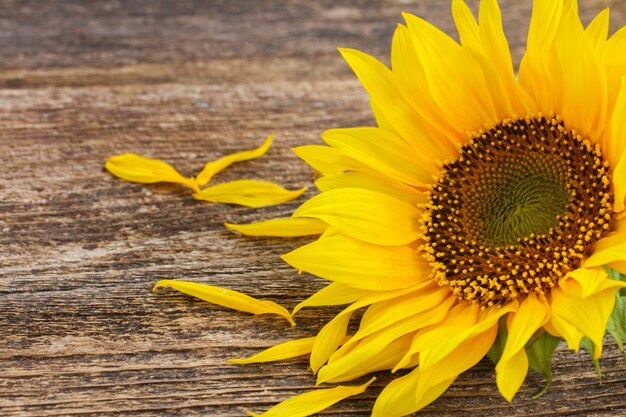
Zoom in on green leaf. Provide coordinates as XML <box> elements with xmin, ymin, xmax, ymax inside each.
<box><xmin>526</xmin><ymin>331</ymin><xmax>561</xmax><ymax>399</ymax></box>
<box><xmin>487</xmin><ymin>317</ymin><xmax>508</xmax><ymax>364</ymax></box>
<box><xmin>580</xmin><ymin>337</ymin><xmax>602</xmax><ymax>379</ymax></box>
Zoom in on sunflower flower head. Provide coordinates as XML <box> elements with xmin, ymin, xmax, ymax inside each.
<box><xmin>154</xmin><ymin>0</ymin><xmax>626</xmax><ymax>416</ymax></box>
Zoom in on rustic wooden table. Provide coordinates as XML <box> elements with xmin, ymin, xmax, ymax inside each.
<box><xmin>2</xmin><ymin>1</ymin><xmax>625</xmax><ymax>416</ymax></box>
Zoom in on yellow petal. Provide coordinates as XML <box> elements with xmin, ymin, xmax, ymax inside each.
<box><xmin>402</xmin><ymin>12</ymin><xmax>499</xmax><ymax>133</ymax></box>
<box><xmin>292</xmin><ymin>188</ymin><xmax>421</xmax><ymax>246</ymax></box>
<box><xmin>585</xmin><ymin>8</ymin><xmax>609</xmax><ymax>59</ymax></box>
<box><xmin>292</xmin><ymin>282</ymin><xmax>370</xmax><ymax>315</ymax></box>
<box><xmin>418</xmin><ymin>301</ymin><xmax>516</xmax><ymax>370</ymax></box>
<box><xmin>281</xmin><ymin>233</ymin><xmax>430</xmax><ymax>290</ymax></box>
<box><xmin>314</xmin><ymin>171</ymin><xmax>426</xmax><ymax>206</ymax></box>
<box><xmin>193</xmin><ymin>180</ymin><xmax>307</xmax><ymax>207</ymax></box>
<box><xmin>551</xmin><ymin>284</ymin><xmax>617</xmax><ymax>359</ymax></box>
<box><xmin>584</xmin><ymin>228</ymin><xmax>626</xmax><ymax>272</ymax></box>
<box><xmin>310</xmin><ymin>312</ymin><xmax>353</xmax><ymax>373</ymax></box>
<box><xmin>339</xmin><ymin>47</ymin><xmax>456</xmax><ymax>162</ymax></box>
<box><xmin>322</xmin><ymin>127</ymin><xmax>435</xmax><ymax>186</ymax></box>
<box><xmin>415</xmin><ymin>324</ymin><xmax>498</xmax><ymax>408</ymax></box>
<box><xmin>343</xmin><ymin>289</ymin><xmax>452</xmax><ymax>351</ymax></box>
<box><xmin>318</xmin><ymin>334</ymin><xmax>414</xmax><ymax>384</ymax></box>
<box><xmin>496</xmin><ymin>293</ymin><xmax>550</xmax><ymax>401</ymax></box>
<box><xmin>229</xmin><ymin>337</ymin><xmax>315</xmax><ymax>365</ymax></box>
<box><xmin>372</xmin><ymin>367</ymin><xmax>422</xmax><ymax>417</ymax></box>
<box><xmin>196</xmin><ymin>135</ymin><xmax>273</xmax><ymax>186</ymax></box>
<box><xmin>246</xmin><ymin>377</ymin><xmax>375</xmax><ymax>417</ymax></box>
<box><xmin>452</xmin><ymin>0</ymin><xmax>535</xmax><ymax>117</ymax></box>
<box><xmin>555</xmin><ymin>4</ymin><xmax>606</xmax><ymax>140</ymax></box>
<box><xmin>104</xmin><ymin>153</ymin><xmax>199</xmax><ymax>192</ymax></box>
<box><xmin>518</xmin><ymin>0</ymin><xmax>563</xmax><ymax>115</ymax></box>
<box><xmin>152</xmin><ymin>280</ymin><xmax>295</xmax><ymax>326</ymax></box>
<box><xmin>559</xmin><ymin>267</ymin><xmax>626</xmax><ymax>299</ymax></box>
<box><xmin>390</xmin><ymin>24</ymin><xmax>464</xmax><ymax>148</ymax></box>
<box><xmin>225</xmin><ymin>217</ymin><xmax>327</xmax><ymax>237</ymax></box>
<box><xmin>292</xmin><ymin>145</ymin><xmax>369</xmax><ymax>175</ymax></box>
<box><xmin>608</xmin><ymin>77</ymin><xmax>626</xmax><ymax>212</ymax></box>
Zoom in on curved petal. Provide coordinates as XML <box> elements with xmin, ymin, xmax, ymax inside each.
<box><xmin>518</xmin><ymin>0</ymin><xmax>563</xmax><ymax>115</ymax></box>
<box><xmin>551</xmin><ymin>278</ymin><xmax>618</xmax><ymax>359</ymax></box>
<box><xmin>322</xmin><ymin>127</ymin><xmax>436</xmax><ymax>186</ymax></box>
<box><xmin>193</xmin><ymin>180</ymin><xmax>307</xmax><ymax>207</ymax></box>
<box><xmin>339</xmin><ymin>47</ymin><xmax>456</xmax><ymax>161</ymax></box>
<box><xmin>152</xmin><ymin>280</ymin><xmax>295</xmax><ymax>326</ymax></box>
<box><xmin>246</xmin><ymin>378</ymin><xmax>375</xmax><ymax>417</ymax></box>
<box><xmin>292</xmin><ymin>145</ymin><xmax>370</xmax><ymax>175</ymax></box>
<box><xmin>292</xmin><ymin>188</ymin><xmax>422</xmax><ymax>246</ymax></box>
<box><xmin>403</xmin><ymin>12</ymin><xmax>500</xmax><ymax>133</ymax></box>
<box><xmin>225</xmin><ymin>217</ymin><xmax>328</xmax><ymax>237</ymax></box>
<box><xmin>310</xmin><ymin>312</ymin><xmax>353</xmax><ymax>373</ymax></box>
<box><xmin>314</xmin><ymin>171</ymin><xmax>426</xmax><ymax>206</ymax></box>
<box><xmin>292</xmin><ymin>282</ymin><xmax>370</xmax><ymax>315</ymax></box>
<box><xmin>452</xmin><ymin>0</ymin><xmax>536</xmax><ymax>117</ymax></box>
<box><xmin>496</xmin><ymin>293</ymin><xmax>550</xmax><ymax>401</ymax></box>
<box><xmin>390</xmin><ymin>23</ymin><xmax>465</xmax><ymax>147</ymax></box>
<box><xmin>229</xmin><ymin>337</ymin><xmax>315</xmax><ymax>365</ymax></box>
<box><xmin>555</xmin><ymin>5</ymin><xmax>607</xmax><ymax>140</ymax></box>
<box><xmin>608</xmin><ymin>77</ymin><xmax>626</xmax><ymax>212</ymax></box>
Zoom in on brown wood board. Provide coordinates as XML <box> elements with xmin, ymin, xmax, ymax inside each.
<box><xmin>1</xmin><ymin>1</ymin><xmax>625</xmax><ymax>416</ymax></box>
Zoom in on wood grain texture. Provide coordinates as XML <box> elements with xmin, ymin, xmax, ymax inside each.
<box><xmin>1</xmin><ymin>0</ymin><xmax>625</xmax><ymax>416</ymax></box>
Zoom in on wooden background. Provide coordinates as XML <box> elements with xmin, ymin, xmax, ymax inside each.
<box><xmin>1</xmin><ymin>1</ymin><xmax>625</xmax><ymax>416</ymax></box>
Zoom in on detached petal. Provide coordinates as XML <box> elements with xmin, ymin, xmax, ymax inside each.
<box><xmin>229</xmin><ymin>337</ymin><xmax>315</xmax><ymax>365</ymax></box>
<box><xmin>105</xmin><ymin>153</ymin><xmax>199</xmax><ymax>192</ymax></box>
<box><xmin>153</xmin><ymin>280</ymin><xmax>295</xmax><ymax>326</ymax></box>
<box><xmin>196</xmin><ymin>135</ymin><xmax>273</xmax><ymax>186</ymax></box>
<box><xmin>225</xmin><ymin>217</ymin><xmax>327</xmax><ymax>237</ymax></box>
<box><xmin>246</xmin><ymin>377</ymin><xmax>375</xmax><ymax>417</ymax></box>
<box><xmin>193</xmin><ymin>180</ymin><xmax>307</xmax><ymax>207</ymax></box>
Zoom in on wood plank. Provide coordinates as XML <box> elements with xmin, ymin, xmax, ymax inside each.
<box><xmin>1</xmin><ymin>0</ymin><xmax>625</xmax><ymax>416</ymax></box>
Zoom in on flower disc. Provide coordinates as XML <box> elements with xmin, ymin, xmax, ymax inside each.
<box><xmin>423</xmin><ymin>115</ymin><xmax>614</xmax><ymax>306</ymax></box>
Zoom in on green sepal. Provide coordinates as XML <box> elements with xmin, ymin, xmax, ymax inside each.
<box><xmin>525</xmin><ymin>331</ymin><xmax>561</xmax><ymax>399</ymax></box>
<box><xmin>606</xmin><ymin>269</ymin><xmax>626</xmax><ymax>357</ymax></box>
<box><xmin>487</xmin><ymin>316</ymin><xmax>508</xmax><ymax>364</ymax></box>
<box><xmin>580</xmin><ymin>337</ymin><xmax>602</xmax><ymax>379</ymax></box>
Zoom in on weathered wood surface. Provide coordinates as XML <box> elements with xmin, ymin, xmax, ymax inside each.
<box><xmin>1</xmin><ymin>1</ymin><xmax>625</xmax><ymax>416</ymax></box>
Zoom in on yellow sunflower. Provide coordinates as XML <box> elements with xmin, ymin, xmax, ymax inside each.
<box><xmin>156</xmin><ymin>0</ymin><xmax>626</xmax><ymax>415</ymax></box>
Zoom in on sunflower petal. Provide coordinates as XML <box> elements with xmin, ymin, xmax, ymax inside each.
<box><xmin>339</xmin><ymin>47</ymin><xmax>455</xmax><ymax>162</ymax></box>
<box><xmin>518</xmin><ymin>0</ymin><xmax>563</xmax><ymax>114</ymax></box>
<box><xmin>229</xmin><ymin>337</ymin><xmax>315</xmax><ymax>365</ymax></box>
<box><xmin>314</xmin><ymin>171</ymin><xmax>426</xmax><ymax>206</ymax></box>
<box><xmin>195</xmin><ymin>135</ymin><xmax>273</xmax><ymax>186</ymax></box>
<box><xmin>322</xmin><ymin>127</ymin><xmax>435</xmax><ymax>186</ymax></box>
<box><xmin>496</xmin><ymin>293</ymin><xmax>550</xmax><ymax>401</ymax></box>
<box><xmin>225</xmin><ymin>217</ymin><xmax>327</xmax><ymax>237</ymax></box>
<box><xmin>584</xmin><ymin>229</ymin><xmax>626</xmax><ymax>273</ymax></box>
<box><xmin>310</xmin><ymin>312</ymin><xmax>353</xmax><ymax>373</ymax></box>
<box><xmin>246</xmin><ymin>377</ymin><xmax>375</xmax><ymax>417</ymax></box>
<box><xmin>193</xmin><ymin>180</ymin><xmax>307</xmax><ymax>207</ymax></box>
<box><xmin>292</xmin><ymin>145</ymin><xmax>369</xmax><ymax>175</ymax></box>
<box><xmin>292</xmin><ymin>188</ymin><xmax>421</xmax><ymax>246</ymax></box>
<box><xmin>105</xmin><ymin>153</ymin><xmax>199</xmax><ymax>192</ymax></box>
<box><xmin>585</xmin><ymin>8</ymin><xmax>609</xmax><ymax>58</ymax></box>
<box><xmin>555</xmin><ymin>4</ymin><xmax>607</xmax><ymax>139</ymax></box>
<box><xmin>282</xmin><ymin>233</ymin><xmax>430</xmax><ymax>290</ymax></box>
<box><xmin>402</xmin><ymin>12</ymin><xmax>499</xmax><ymax>132</ymax></box>
<box><xmin>152</xmin><ymin>280</ymin><xmax>295</xmax><ymax>326</ymax></box>
<box><xmin>551</xmin><ymin>284</ymin><xmax>617</xmax><ymax>359</ymax></box>
<box><xmin>292</xmin><ymin>282</ymin><xmax>370</xmax><ymax>315</ymax></box>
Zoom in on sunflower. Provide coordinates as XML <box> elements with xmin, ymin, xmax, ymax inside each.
<box><xmin>155</xmin><ymin>0</ymin><xmax>626</xmax><ymax>415</ymax></box>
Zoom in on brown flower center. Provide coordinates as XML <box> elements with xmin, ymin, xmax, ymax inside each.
<box><xmin>423</xmin><ymin>116</ymin><xmax>614</xmax><ymax>307</ymax></box>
